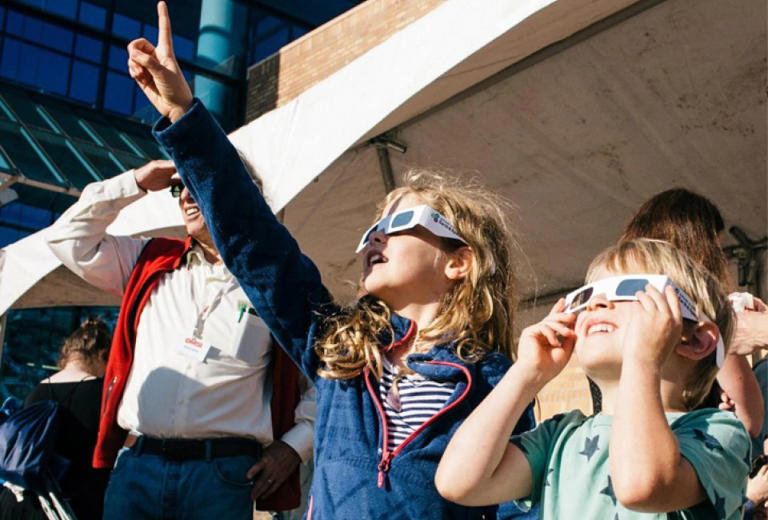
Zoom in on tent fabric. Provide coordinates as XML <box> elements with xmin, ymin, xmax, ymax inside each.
<box><xmin>0</xmin><ymin>0</ymin><xmax>763</xmax><ymax>316</ymax></box>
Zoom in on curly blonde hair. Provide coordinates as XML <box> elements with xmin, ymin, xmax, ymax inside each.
<box><xmin>315</xmin><ymin>170</ymin><xmax>520</xmax><ymax>380</ymax></box>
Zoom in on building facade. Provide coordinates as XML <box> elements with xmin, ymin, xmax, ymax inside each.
<box><xmin>0</xmin><ymin>0</ymin><xmax>362</xmax><ymax>400</ymax></box>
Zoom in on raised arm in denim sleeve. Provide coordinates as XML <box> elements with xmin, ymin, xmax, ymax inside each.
<box><xmin>152</xmin><ymin>100</ymin><xmax>332</xmax><ymax>380</ymax></box>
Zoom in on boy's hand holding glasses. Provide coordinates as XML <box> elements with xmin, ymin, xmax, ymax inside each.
<box><xmin>622</xmin><ymin>284</ymin><xmax>684</xmax><ymax>371</ymax></box>
<box><xmin>516</xmin><ymin>299</ymin><xmax>576</xmax><ymax>386</ymax></box>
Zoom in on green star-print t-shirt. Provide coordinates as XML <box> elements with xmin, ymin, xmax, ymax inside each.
<box><xmin>511</xmin><ymin>408</ymin><xmax>750</xmax><ymax>519</ymax></box>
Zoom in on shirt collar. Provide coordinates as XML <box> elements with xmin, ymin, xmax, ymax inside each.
<box><xmin>184</xmin><ymin>243</ymin><xmax>232</xmax><ymax>280</ymax></box>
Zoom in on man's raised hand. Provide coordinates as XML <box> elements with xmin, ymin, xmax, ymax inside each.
<box><xmin>127</xmin><ymin>1</ymin><xmax>193</xmax><ymax>122</ymax></box>
<box><xmin>134</xmin><ymin>159</ymin><xmax>177</xmax><ymax>192</ymax></box>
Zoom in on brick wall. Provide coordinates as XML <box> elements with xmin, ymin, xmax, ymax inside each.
<box><xmin>246</xmin><ymin>0</ymin><xmax>447</xmax><ymax>122</ymax></box>
<box><xmin>535</xmin><ymin>360</ymin><xmax>593</xmax><ymax>421</ymax></box>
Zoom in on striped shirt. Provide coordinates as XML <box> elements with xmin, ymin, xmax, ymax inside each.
<box><xmin>378</xmin><ymin>358</ymin><xmax>456</xmax><ymax>451</ymax></box>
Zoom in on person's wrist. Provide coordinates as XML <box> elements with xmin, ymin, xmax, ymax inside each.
<box><xmin>621</xmin><ymin>354</ymin><xmax>663</xmax><ymax>379</ymax></box>
<box><xmin>167</xmin><ymin>98</ymin><xmax>194</xmax><ymax>123</ymax></box>
<box><xmin>509</xmin><ymin>361</ymin><xmax>550</xmax><ymax>394</ymax></box>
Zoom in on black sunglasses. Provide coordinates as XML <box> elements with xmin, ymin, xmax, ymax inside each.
<box><xmin>169</xmin><ymin>183</ymin><xmax>183</xmax><ymax>198</ymax></box>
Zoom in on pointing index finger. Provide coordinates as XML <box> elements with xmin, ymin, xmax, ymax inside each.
<box><xmin>157</xmin><ymin>1</ymin><xmax>175</xmax><ymax>56</ymax></box>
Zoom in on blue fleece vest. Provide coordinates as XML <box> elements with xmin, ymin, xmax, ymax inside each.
<box><xmin>154</xmin><ymin>101</ymin><xmax>535</xmax><ymax>519</ymax></box>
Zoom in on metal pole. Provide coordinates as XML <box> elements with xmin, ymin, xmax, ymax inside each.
<box><xmin>0</xmin><ymin>313</ymin><xmax>7</xmax><ymax>371</ymax></box>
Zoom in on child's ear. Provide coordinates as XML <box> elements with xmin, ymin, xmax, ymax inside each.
<box><xmin>676</xmin><ymin>321</ymin><xmax>719</xmax><ymax>361</ymax></box>
<box><xmin>444</xmin><ymin>247</ymin><xmax>474</xmax><ymax>281</ymax></box>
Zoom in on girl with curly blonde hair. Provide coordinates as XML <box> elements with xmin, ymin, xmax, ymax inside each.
<box><xmin>129</xmin><ymin>4</ymin><xmax>534</xmax><ymax>514</ymax></box>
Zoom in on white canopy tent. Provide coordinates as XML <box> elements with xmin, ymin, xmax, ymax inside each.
<box><xmin>0</xmin><ymin>0</ymin><xmax>764</xmax><ymax>327</ymax></box>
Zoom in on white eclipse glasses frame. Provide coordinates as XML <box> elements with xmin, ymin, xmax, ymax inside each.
<box><xmin>564</xmin><ymin>274</ymin><xmax>725</xmax><ymax>367</ymax></box>
<box><xmin>355</xmin><ymin>204</ymin><xmax>467</xmax><ymax>253</ymax></box>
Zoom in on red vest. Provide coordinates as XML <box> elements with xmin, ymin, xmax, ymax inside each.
<box><xmin>93</xmin><ymin>236</ymin><xmax>301</xmax><ymax>510</ymax></box>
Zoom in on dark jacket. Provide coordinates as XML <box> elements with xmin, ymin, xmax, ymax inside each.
<box><xmin>154</xmin><ymin>100</ymin><xmax>535</xmax><ymax>519</ymax></box>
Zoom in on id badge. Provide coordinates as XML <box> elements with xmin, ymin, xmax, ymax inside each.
<box><xmin>175</xmin><ymin>335</ymin><xmax>212</xmax><ymax>362</ymax></box>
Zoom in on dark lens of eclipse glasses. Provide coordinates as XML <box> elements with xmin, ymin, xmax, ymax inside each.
<box><xmin>569</xmin><ymin>287</ymin><xmax>593</xmax><ymax>310</ymax></box>
<box><xmin>390</xmin><ymin>210</ymin><xmax>415</xmax><ymax>229</ymax></box>
<box><xmin>614</xmin><ymin>279</ymin><xmax>648</xmax><ymax>297</ymax></box>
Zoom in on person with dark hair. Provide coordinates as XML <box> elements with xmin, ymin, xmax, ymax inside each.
<box><xmin>619</xmin><ymin>188</ymin><xmax>727</xmax><ymax>279</ymax></box>
<box><xmin>0</xmin><ymin>318</ymin><xmax>112</xmax><ymax>520</ymax></box>
<box><xmin>618</xmin><ymin>187</ymin><xmax>764</xmax><ymax>438</ymax></box>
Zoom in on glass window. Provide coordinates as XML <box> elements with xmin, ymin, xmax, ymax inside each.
<box><xmin>126</xmin><ymin>132</ymin><xmax>164</xmax><ymax>158</ymax></box>
<box><xmin>33</xmin><ymin>0</ymin><xmax>77</xmax><ymax>20</ymax></box>
<box><xmin>104</xmin><ymin>71</ymin><xmax>133</xmax><ymax>114</ymax></box>
<box><xmin>74</xmin><ymin>34</ymin><xmax>102</xmax><ymax>63</ymax></box>
<box><xmin>0</xmin><ymin>148</ymin><xmax>11</xmax><ymax>171</ymax></box>
<box><xmin>112</xmin><ymin>150</ymin><xmax>146</xmax><ymax>170</ymax></box>
<box><xmin>174</xmin><ymin>35</ymin><xmax>195</xmax><ymax>62</ymax></box>
<box><xmin>5</xmin><ymin>11</ymin><xmax>25</xmax><ymax>38</ymax></box>
<box><xmin>251</xmin><ymin>25</ymin><xmax>290</xmax><ymax>61</ymax></box>
<box><xmin>1</xmin><ymin>305</ymin><xmax>119</xmax><ymax>400</ymax></box>
<box><xmin>78</xmin><ymin>2</ymin><xmax>106</xmax><ymax>30</ymax></box>
<box><xmin>112</xmin><ymin>13</ymin><xmax>141</xmax><ymax>40</ymax></box>
<box><xmin>75</xmin><ymin>139</ymin><xmax>122</xmax><ymax>177</ymax></box>
<box><xmin>69</xmin><ymin>61</ymin><xmax>99</xmax><ymax>104</ymax></box>
<box><xmin>13</xmin><ymin>15</ymin><xmax>74</xmax><ymax>54</ymax></box>
<box><xmin>255</xmin><ymin>15</ymin><xmax>282</xmax><ymax>34</ymax></box>
<box><xmin>143</xmin><ymin>25</ymin><xmax>158</xmax><ymax>44</ymax></box>
<box><xmin>31</xmin><ymin>129</ymin><xmax>98</xmax><ymax>189</ymax></box>
<box><xmin>0</xmin><ymin>120</ymin><xmax>66</xmax><ymax>186</ymax></box>
<box><xmin>0</xmin><ymin>38</ymin><xmax>23</xmax><ymax>80</ymax></box>
<box><xmin>116</xmin><ymin>133</ymin><xmax>144</xmax><ymax>157</ymax></box>
<box><xmin>35</xmin><ymin>48</ymin><xmax>71</xmax><ymax>95</ymax></box>
<box><xmin>132</xmin><ymin>89</ymin><xmax>158</xmax><ymax>122</ymax></box>
<box><xmin>0</xmin><ymin>98</ymin><xmax>14</xmax><ymax>122</ymax></box>
<box><xmin>0</xmin><ymin>88</ymin><xmax>49</xmax><ymax>129</ymax></box>
<box><xmin>0</xmin><ymin>39</ymin><xmax>70</xmax><ymax>96</ymax></box>
<box><xmin>108</xmin><ymin>45</ymin><xmax>127</xmax><ymax>71</ymax></box>
<box><xmin>40</xmin><ymin>105</ymin><xmax>93</xmax><ymax>142</ymax></box>
<box><xmin>85</xmin><ymin>119</ymin><xmax>134</xmax><ymax>154</ymax></box>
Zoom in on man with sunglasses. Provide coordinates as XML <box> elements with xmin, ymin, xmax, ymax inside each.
<box><xmin>46</xmin><ymin>160</ymin><xmax>316</xmax><ymax>519</ymax></box>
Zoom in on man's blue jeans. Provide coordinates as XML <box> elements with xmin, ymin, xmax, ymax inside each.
<box><xmin>103</xmin><ymin>447</ymin><xmax>258</xmax><ymax>519</ymax></box>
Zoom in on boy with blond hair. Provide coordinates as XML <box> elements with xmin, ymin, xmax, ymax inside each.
<box><xmin>437</xmin><ymin>239</ymin><xmax>750</xmax><ymax>519</ymax></box>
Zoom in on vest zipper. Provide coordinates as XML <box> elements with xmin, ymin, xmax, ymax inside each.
<box><xmin>364</xmin><ymin>360</ymin><xmax>473</xmax><ymax>489</ymax></box>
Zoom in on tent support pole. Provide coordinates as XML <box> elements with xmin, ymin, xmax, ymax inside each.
<box><xmin>0</xmin><ymin>313</ymin><xmax>7</xmax><ymax>371</ymax></box>
<box><xmin>375</xmin><ymin>147</ymin><xmax>395</xmax><ymax>193</ymax></box>
<box><xmin>371</xmin><ymin>134</ymin><xmax>407</xmax><ymax>193</ymax></box>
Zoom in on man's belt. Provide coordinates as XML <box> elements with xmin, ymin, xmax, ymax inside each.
<box><xmin>124</xmin><ymin>433</ymin><xmax>262</xmax><ymax>461</ymax></box>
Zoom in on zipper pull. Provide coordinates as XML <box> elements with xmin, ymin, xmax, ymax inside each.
<box><xmin>377</xmin><ymin>454</ymin><xmax>391</xmax><ymax>489</ymax></box>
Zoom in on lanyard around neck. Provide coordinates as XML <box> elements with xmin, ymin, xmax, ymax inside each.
<box><xmin>189</xmin><ymin>269</ymin><xmax>237</xmax><ymax>339</ymax></box>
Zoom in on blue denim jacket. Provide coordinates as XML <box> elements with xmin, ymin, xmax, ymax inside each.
<box><xmin>154</xmin><ymin>100</ymin><xmax>535</xmax><ymax>519</ymax></box>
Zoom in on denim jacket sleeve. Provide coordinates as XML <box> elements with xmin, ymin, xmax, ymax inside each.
<box><xmin>152</xmin><ymin>100</ymin><xmax>332</xmax><ymax>380</ymax></box>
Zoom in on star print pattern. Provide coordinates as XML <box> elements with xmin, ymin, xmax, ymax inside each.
<box><xmin>693</xmin><ymin>429</ymin><xmax>723</xmax><ymax>452</ymax></box>
<box><xmin>509</xmin><ymin>409</ymin><xmax>748</xmax><ymax>519</ymax></box>
<box><xmin>600</xmin><ymin>476</ymin><xmax>616</xmax><ymax>506</ymax></box>
<box><xmin>579</xmin><ymin>435</ymin><xmax>600</xmax><ymax>461</ymax></box>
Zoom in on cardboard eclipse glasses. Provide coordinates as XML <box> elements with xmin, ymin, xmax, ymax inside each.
<box><xmin>356</xmin><ymin>205</ymin><xmax>467</xmax><ymax>253</ymax></box>
<box><xmin>564</xmin><ymin>274</ymin><xmax>724</xmax><ymax>367</ymax></box>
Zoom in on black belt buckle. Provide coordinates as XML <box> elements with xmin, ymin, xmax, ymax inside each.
<box><xmin>161</xmin><ymin>439</ymin><xmax>197</xmax><ymax>461</ymax></box>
